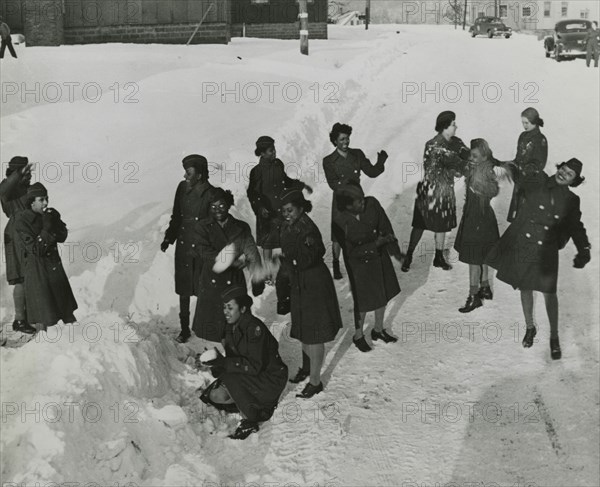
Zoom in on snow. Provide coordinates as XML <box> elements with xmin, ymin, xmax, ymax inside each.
<box><xmin>1</xmin><ymin>24</ymin><xmax>599</xmax><ymax>486</ymax></box>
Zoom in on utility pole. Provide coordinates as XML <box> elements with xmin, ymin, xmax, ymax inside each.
<box><xmin>366</xmin><ymin>0</ymin><xmax>371</xmax><ymax>30</ymax></box>
<box><xmin>463</xmin><ymin>0</ymin><xmax>467</xmax><ymax>30</ymax></box>
<box><xmin>454</xmin><ymin>0</ymin><xmax>458</xmax><ymax>29</ymax></box>
<box><xmin>299</xmin><ymin>0</ymin><xmax>308</xmax><ymax>55</ymax></box>
<box><xmin>494</xmin><ymin>0</ymin><xmax>498</xmax><ymax>17</ymax></box>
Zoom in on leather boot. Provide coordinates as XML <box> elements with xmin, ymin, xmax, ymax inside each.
<box><xmin>332</xmin><ymin>259</ymin><xmax>342</xmax><ymax>280</ymax></box>
<box><xmin>176</xmin><ymin>312</ymin><xmax>191</xmax><ymax>343</ymax></box>
<box><xmin>433</xmin><ymin>249</ymin><xmax>452</xmax><ymax>270</ymax></box>
<box><xmin>458</xmin><ymin>294</ymin><xmax>483</xmax><ymax>313</ymax></box>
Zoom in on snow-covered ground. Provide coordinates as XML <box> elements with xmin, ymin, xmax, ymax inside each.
<box><xmin>1</xmin><ymin>24</ymin><xmax>599</xmax><ymax>486</ymax></box>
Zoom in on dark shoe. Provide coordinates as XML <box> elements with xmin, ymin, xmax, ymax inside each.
<box><xmin>522</xmin><ymin>327</ymin><xmax>537</xmax><ymax>348</ymax></box>
<box><xmin>228</xmin><ymin>419</ymin><xmax>259</xmax><ymax>440</ymax></box>
<box><xmin>352</xmin><ymin>335</ymin><xmax>372</xmax><ymax>352</ymax></box>
<box><xmin>550</xmin><ymin>338</ymin><xmax>561</xmax><ymax>360</ymax></box>
<box><xmin>332</xmin><ymin>260</ymin><xmax>342</xmax><ymax>280</ymax></box>
<box><xmin>289</xmin><ymin>368</ymin><xmax>310</xmax><ymax>384</ymax></box>
<box><xmin>478</xmin><ymin>285</ymin><xmax>493</xmax><ymax>300</ymax></box>
<box><xmin>458</xmin><ymin>295</ymin><xmax>482</xmax><ymax>313</ymax></box>
<box><xmin>401</xmin><ymin>252</ymin><xmax>412</xmax><ymax>272</ymax></box>
<box><xmin>371</xmin><ymin>329</ymin><xmax>398</xmax><ymax>343</ymax></box>
<box><xmin>433</xmin><ymin>251</ymin><xmax>452</xmax><ymax>270</ymax></box>
<box><xmin>175</xmin><ymin>330</ymin><xmax>191</xmax><ymax>343</ymax></box>
<box><xmin>296</xmin><ymin>382</ymin><xmax>323</xmax><ymax>399</ymax></box>
<box><xmin>12</xmin><ymin>320</ymin><xmax>36</xmax><ymax>335</ymax></box>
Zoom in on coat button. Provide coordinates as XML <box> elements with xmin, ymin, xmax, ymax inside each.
<box><xmin>539</xmin><ymin>205</ymin><xmax>545</xmax><ymax>210</ymax></box>
<box><xmin>537</xmin><ymin>241</ymin><xmax>543</xmax><ymax>245</ymax></box>
<box><xmin>525</xmin><ymin>233</ymin><xmax>531</xmax><ymax>238</ymax></box>
<box><xmin>544</xmin><ymin>226</ymin><xmax>549</xmax><ymax>230</ymax></box>
<box><xmin>227</xmin><ymin>280</ymin><xmax>231</xmax><ymax>285</ymax></box>
<box><xmin>554</xmin><ymin>215</ymin><xmax>559</xmax><ymax>219</ymax></box>
<box><xmin>182</xmin><ymin>226</ymin><xmax>185</xmax><ymax>230</ymax></box>
<box><xmin>195</xmin><ymin>217</ymin><xmax>198</xmax><ymax>220</ymax></box>
<box><xmin>212</xmin><ymin>279</ymin><xmax>216</xmax><ymax>283</ymax></box>
<box><xmin>192</xmin><ymin>244</ymin><xmax>195</xmax><ymax>248</ymax></box>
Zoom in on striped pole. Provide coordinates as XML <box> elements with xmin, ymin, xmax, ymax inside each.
<box><xmin>299</xmin><ymin>0</ymin><xmax>309</xmax><ymax>55</ymax></box>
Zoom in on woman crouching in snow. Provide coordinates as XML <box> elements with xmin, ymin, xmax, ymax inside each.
<box><xmin>200</xmin><ymin>286</ymin><xmax>288</xmax><ymax>440</ymax></box>
<box><xmin>454</xmin><ymin>139</ymin><xmax>501</xmax><ymax>313</ymax></box>
<box><xmin>14</xmin><ymin>182</ymin><xmax>78</xmax><ymax>331</ymax></box>
<box><xmin>486</xmin><ymin>158</ymin><xmax>591</xmax><ymax>360</ymax></box>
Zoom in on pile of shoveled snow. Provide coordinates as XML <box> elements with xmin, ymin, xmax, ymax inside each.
<box><xmin>0</xmin><ymin>313</ymin><xmax>231</xmax><ymax>484</ymax></box>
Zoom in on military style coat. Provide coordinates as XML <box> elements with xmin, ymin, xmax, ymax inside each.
<box><xmin>0</xmin><ymin>171</ymin><xmax>30</xmax><ymax>283</ymax></box>
<box><xmin>163</xmin><ymin>180</ymin><xmax>214</xmax><ymax>296</ymax></box>
<box><xmin>487</xmin><ymin>171</ymin><xmax>589</xmax><ymax>293</ymax></box>
<box><xmin>14</xmin><ymin>209</ymin><xmax>78</xmax><ymax>327</ymax></box>
<box><xmin>191</xmin><ymin>216</ymin><xmax>262</xmax><ymax>342</ymax></box>
<box><xmin>279</xmin><ymin>213</ymin><xmax>342</xmax><ymax>344</ymax></box>
<box><xmin>507</xmin><ymin>127</ymin><xmax>548</xmax><ymax>222</ymax></box>
<box><xmin>219</xmin><ymin>312</ymin><xmax>288</xmax><ymax>423</ymax></box>
<box><xmin>323</xmin><ymin>148</ymin><xmax>385</xmax><ymax>243</ymax></box>
<box><xmin>247</xmin><ymin>157</ymin><xmax>302</xmax><ymax>249</ymax></box>
<box><xmin>412</xmin><ymin>134</ymin><xmax>469</xmax><ymax>233</ymax></box>
<box><xmin>334</xmin><ymin>196</ymin><xmax>401</xmax><ymax>312</ymax></box>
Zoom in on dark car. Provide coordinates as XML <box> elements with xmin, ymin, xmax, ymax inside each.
<box><xmin>470</xmin><ymin>17</ymin><xmax>512</xmax><ymax>38</ymax></box>
<box><xmin>544</xmin><ymin>19</ymin><xmax>592</xmax><ymax>61</ymax></box>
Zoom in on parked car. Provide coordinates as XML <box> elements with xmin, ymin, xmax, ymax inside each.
<box><xmin>469</xmin><ymin>17</ymin><xmax>512</xmax><ymax>38</ymax></box>
<box><xmin>544</xmin><ymin>19</ymin><xmax>592</xmax><ymax>62</ymax></box>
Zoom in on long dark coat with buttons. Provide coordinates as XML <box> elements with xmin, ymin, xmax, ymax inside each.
<box><xmin>334</xmin><ymin>196</ymin><xmax>400</xmax><ymax>312</ymax></box>
<box><xmin>163</xmin><ymin>180</ymin><xmax>214</xmax><ymax>296</ymax></box>
<box><xmin>218</xmin><ymin>312</ymin><xmax>288</xmax><ymax>423</ymax></box>
<box><xmin>247</xmin><ymin>157</ymin><xmax>303</xmax><ymax>249</ymax></box>
<box><xmin>412</xmin><ymin>134</ymin><xmax>469</xmax><ymax>232</ymax></box>
<box><xmin>14</xmin><ymin>209</ymin><xmax>77</xmax><ymax>327</ymax></box>
<box><xmin>323</xmin><ymin>148</ymin><xmax>385</xmax><ymax>243</ymax></box>
<box><xmin>506</xmin><ymin>127</ymin><xmax>548</xmax><ymax>222</ymax></box>
<box><xmin>279</xmin><ymin>213</ymin><xmax>342</xmax><ymax>344</ymax></box>
<box><xmin>191</xmin><ymin>216</ymin><xmax>262</xmax><ymax>342</ymax></box>
<box><xmin>486</xmin><ymin>172</ymin><xmax>589</xmax><ymax>294</ymax></box>
<box><xmin>0</xmin><ymin>171</ymin><xmax>30</xmax><ymax>284</ymax></box>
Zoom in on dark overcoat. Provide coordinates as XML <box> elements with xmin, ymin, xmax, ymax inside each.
<box><xmin>164</xmin><ymin>180</ymin><xmax>214</xmax><ymax>296</ymax></box>
<box><xmin>247</xmin><ymin>157</ymin><xmax>301</xmax><ymax>249</ymax></box>
<box><xmin>412</xmin><ymin>134</ymin><xmax>469</xmax><ymax>233</ymax></box>
<box><xmin>191</xmin><ymin>216</ymin><xmax>262</xmax><ymax>342</ymax></box>
<box><xmin>486</xmin><ymin>172</ymin><xmax>589</xmax><ymax>294</ymax></box>
<box><xmin>334</xmin><ymin>197</ymin><xmax>400</xmax><ymax>312</ymax></box>
<box><xmin>14</xmin><ymin>209</ymin><xmax>78</xmax><ymax>327</ymax></box>
<box><xmin>506</xmin><ymin>127</ymin><xmax>548</xmax><ymax>222</ymax></box>
<box><xmin>454</xmin><ymin>160</ymin><xmax>500</xmax><ymax>265</ymax></box>
<box><xmin>322</xmin><ymin>148</ymin><xmax>385</xmax><ymax>243</ymax></box>
<box><xmin>0</xmin><ymin>172</ymin><xmax>30</xmax><ymax>284</ymax></box>
<box><xmin>279</xmin><ymin>213</ymin><xmax>342</xmax><ymax>344</ymax></box>
<box><xmin>219</xmin><ymin>312</ymin><xmax>288</xmax><ymax>423</ymax></box>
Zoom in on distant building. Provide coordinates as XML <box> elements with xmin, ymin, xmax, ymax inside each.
<box><xmin>334</xmin><ymin>0</ymin><xmax>599</xmax><ymax>30</ymax></box>
<box><xmin>0</xmin><ymin>0</ymin><xmax>328</xmax><ymax>46</ymax></box>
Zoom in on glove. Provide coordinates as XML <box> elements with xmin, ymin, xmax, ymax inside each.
<box><xmin>377</xmin><ymin>150</ymin><xmax>389</xmax><ymax>164</ymax></box>
<box><xmin>42</xmin><ymin>209</ymin><xmax>56</xmax><ymax>231</ymax></box>
<box><xmin>260</xmin><ymin>207</ymin><xmax>270</xmax><ymax>219</ymax></box>
<box><xmin>205</xmin><ymin>355</ymin><xmax>226</xmax><ymax>377</ymax></box>
<box><xmin>160</xmin><ymin>239</ymin><xmax>170</xmax><ymax>252</ymax></box>
<box><xmin>252</xmin><ymin>280</ymin><xmax>265</xmax><ymax>297</ymax></box>
<box><xmin>573</xmin><ymin>248</ymin><xmax>591</xmax><ymax>269</ymax></box>
<box><xmin>303</xmin><ymin>184</ymin><xmax>313</xmax><ymax>195</ymax></box>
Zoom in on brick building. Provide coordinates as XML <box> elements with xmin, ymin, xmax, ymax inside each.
<box><xmin>0</xmin><ymin>0</ymin><xmax>328</xmax><ymax>46</ymax></box>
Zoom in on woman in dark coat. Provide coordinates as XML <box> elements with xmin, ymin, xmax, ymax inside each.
<box><xmin>334</xmin><ymin>182</ymin><xmax>401</xmax><ymax>352</ymax></box>
<box><xmin>14</xmin><ymin>183</ymin><xmax>77</xmax><ymax>331</ymax></box>
<box><xmin>506</xmin><ymin>107</ymin><xmax>548</xmax><ymax>222</ymax></box>
<box><xmin>486</xmin><ymin>158</ymin><xmax>591</xmax><ymax>360</ymax></box>
<box><xmin>454</xmin><ymin>139</ymin><xmax>501</xmax><ymax>313</ymax></box>
<box><xmin>322</xmin><ymin>123</ymin><xmax>388</xmax><ymax>280</ymax></box>
<box><xmin>277</xmin><ymin>188</ymin><xmax>342</xmax><ymax>398</ymax></box>
<box><xmin>403</xmin><ymin>111</ymin><xmax>470</xmax><ymax>272</ymax></box>
<box><xmin>0</xmin><ymin>156</ymin><xmax>35</xmax><ymax>334</ymax></box>
<box><xmin>161</xmin><ymin>154</ymin><xmax>214</xmax><ymax>343</ymax></box>
<box><xmin>247</xmin><ymin>136</ymin><xmax>312</xmax><ymax>263</ymax></box>
<box><xmin>191</xmin><ymin>188</ymin><xmax>264</xmax><ymax>343</ymax></box>
<box><xmin>201</xmin><ymin>286</ymin><xmax>288</xmax><ymax>440</ymax></box>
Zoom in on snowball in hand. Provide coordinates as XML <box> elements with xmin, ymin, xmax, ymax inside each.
<box><xmin>200</xmin><ymin>348</ymin><xmax>219</xmax><ymax>363</ymax></box>
<box><xmin>212</xmin><ymin>242</ymin><xmax>237</xmax><ymax>273</ymax></box>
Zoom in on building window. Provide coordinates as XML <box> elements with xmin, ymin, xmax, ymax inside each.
<box><xmin>251</xmin><ymin>0</ymin><xmax>269</xmax><ymax>4</ymax></box>
<box><xmin>499</xmin><ymin>5</ymin><xmax>507</xmax><ymax>18</ymax></box>
<box><xmin>544</xmin><ymin>2</ymin><xmax>551</xmax><ymax>17</ymax></box>
<box><xmin>561</xmin><ymin>2</ymin><xmax>568</xmax><ymax>17</ymax></box>
<box><xmin>522</xmin><ymin>6</ymin><xmax>532</xmax><ymax>17</ymax></box>
<box><xmin>580</xmin><ymin>9</ymin><xmax>589</xmax><ymax>19</ymax></box>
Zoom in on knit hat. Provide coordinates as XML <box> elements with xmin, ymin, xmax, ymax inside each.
<box><xmin>336</xmin><ymin>183</ymin><xmax>364</xmax><ymax>200</ymax></box>
<box><xmin>435</xmin><ymin>111</ymin><xmax>456</xmax><ymax>132</ymax></box>
<box><xmin>182</xmin><ymin>154</ymin><xmax>208</xmax><ymax>172</ymax></box>
<box><xmin>9</xmin><ymin>156</ymin><xmax>28</xmax><ymax>170</ymax></box>
<box><xmin>27</xmin><ymin>182</ymin><xmax>47</xmax><ymax>198</ymax></box>
<box><xmin>221</xmin><ymin>285</ymin><xmax>249</xmax><ymax>303</ymax></box>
